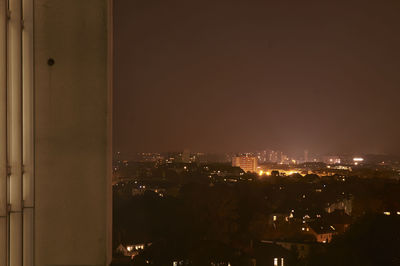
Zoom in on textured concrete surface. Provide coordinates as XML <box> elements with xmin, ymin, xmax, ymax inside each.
<box><xmin>34</xmin><ymin>0</ymin><xmax>112</xmax><ymax>265</ymax></box>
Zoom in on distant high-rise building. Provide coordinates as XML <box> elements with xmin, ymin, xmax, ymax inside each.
<box><xmin>232</xmin><ymin>155</ymin><xmax>257</xmax><ymax>173</ymax></box>
<box><xmin>304</xmin><ymin>150</ymin><xmax>309</xmax><ymax>163</ymax></box>
<box><xmin>270</xmin><ymin>150</ymin><xmax>279</xmax><ymax>163</ymax></box>
<box><xmin>280</xmin><ymin>153</ymin><xmax>289</xmax><ymax>164</ymax></box>
<box><xmin>182</xmin><ymin>149</ymin><xmax>191</xmax><ymax>163</ymax></box>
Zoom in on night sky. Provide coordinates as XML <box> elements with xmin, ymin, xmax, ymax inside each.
<box><xmin>113</xmin><ymin>0</ymin><xmax>400</xmax><ymax>156</ymax></box>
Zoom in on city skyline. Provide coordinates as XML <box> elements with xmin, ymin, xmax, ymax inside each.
<box><xmin>113</xmin><ymin>147</ymin><xmax>396</xmax><ymax>164</ymax></box>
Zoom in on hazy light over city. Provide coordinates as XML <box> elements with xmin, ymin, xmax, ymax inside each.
<box><xmin>114</xmin><ymin>0</ymin><xmax>400</xmax><ymax>156</ymax></box>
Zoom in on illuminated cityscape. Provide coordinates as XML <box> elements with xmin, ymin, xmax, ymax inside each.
<box><xmin>1</xmin><ymin>0</ymin><xmax>399</xmax><ymax>266</ymax></box>
<box><xmin>112</xmin><ymin>148</ymin><xmax>400</xmax><ymax>265</ymax></box>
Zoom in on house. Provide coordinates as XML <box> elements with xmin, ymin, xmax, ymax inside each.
<box><xmin>305</xmin><ymin>221</ymin><xmax>337</xmax><ymax>243</ymax></box>
<box><xmin>251</xmin><ymin>242</ymin><xmax>294</xmax><ymax>266</ymax></box>
<box><xmin>324</xmin><ymin>209</ymin><xmax>352</xmax><ymax>233</ymax></box>
<box><xmin>115</xmin><ymin>242</ymin><xmax>152</xmax><ymax>259</ymax></box>
<box><xmin>325</xmin><ymin>197</ymin><xmax>353</xmax><ymax>215</ymax></box>
<box><xmin>261</xmin><ymin>240</ymin><xmax>314</xmax><ymax>259</ymax></box>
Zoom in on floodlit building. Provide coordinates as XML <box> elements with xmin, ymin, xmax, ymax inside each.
<box><xmin>232</xmin><ymin>155</ymin><xmax>257</xmax><ymax>173</ymax></box>
<box><xmin>0</xmin><ymin>0</ymin><xmax>112</xmax><ymax>265</ymax></box>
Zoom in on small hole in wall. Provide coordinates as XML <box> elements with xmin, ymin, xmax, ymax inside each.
<box><xmin>47</xmin><ymin>58</ymin><xmax>55</xmax><ymax>66</ymax></box>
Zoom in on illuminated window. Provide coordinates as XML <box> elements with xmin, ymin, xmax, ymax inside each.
<box><xmin>274</xmin><ymin>258</ymin><xmax>278</xmax><ymax>266</ymax></box>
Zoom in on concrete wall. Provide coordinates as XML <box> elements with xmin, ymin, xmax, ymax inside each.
<box><xmin>34</xmin><ymin>1</ymin><xmax>112</xmax><ymax>265</ymax></box>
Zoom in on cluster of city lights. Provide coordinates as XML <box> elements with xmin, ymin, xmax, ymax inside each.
<box><xmin>258</xmin><ymin>170</ymin><xmax>271</xmax><ymax>176</ymax></box>
<box><xmin>258</xmin><ymin>170</ymin><xmax>301</xmax><ymax>176</ymax></box>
